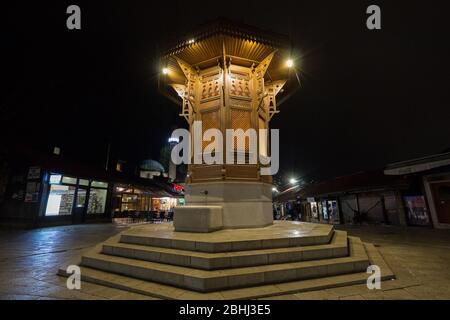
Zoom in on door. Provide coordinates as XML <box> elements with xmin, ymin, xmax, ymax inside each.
<box><xmin>73</xmin><ymin>187</ymin><xmax>88</xmax><ymax>223</ymax></box>
<box><xmin>431</xmin><ymin>182</ymin><xmax>450</xmax><ymax>224</ymax></box>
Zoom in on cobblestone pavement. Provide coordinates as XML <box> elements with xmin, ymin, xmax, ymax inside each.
<box><xmin>0</xmin><ymin>223</ymin><xmax>157</xmax><ymax>300</ymax></box>
<box><xmin>1</xmin><ymin>223</ymin><xmax>450</xmax><ymax>300</ymax></box>
<box><xmin>263</xmin><ymin>224</ymin><xmax>450</xmax><ymax>300</ymax></box>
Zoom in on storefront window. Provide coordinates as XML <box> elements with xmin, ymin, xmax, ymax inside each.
<box><xmin>122</xmin><ymin>194</ymin><xmax>137</xmax><ymax>202</ymax></box>
<box><xmin>121</xmin><ymin>194</ymin><xmax>138</xmax><ymax>211</ymax></box>
<box><xmin>153</xmin><ymin>197</ymin><xmax>178</xmax><ymax>212</ymax></box>
<box><xmin>112</xmin><ymin>183</ymin><xmax>183</xmax><ymax>214</ymax></box>
<box><xmin>45</xmin><ymin>185</ymin><xmax>76</xmax><ymax>216</ymax></box>
<box><xmin>62</xmin><ymin>176</ymin><xmax>77</xmax><ymax>185</ymax></box>
<box><xmin>116</xmin><ymin>193</ymin><xmax>152</xmax><ymax>212</ymax></box>
<box><xmin>151</xmin><ymin>197</ymin><xmax>180</xmax><ymax>212</ymax></box>
<box><xmin>317</xmin><ymin>202</ymin><xmax>323</xmax><ymax>219</ymax></box>
<box><xmin>79</xmin><ymin>179</ymin><xmax>89</xmax><ymax>186</ymax></box>
<box><xmin>76</xmin><ymin>188</ymin><xmax>87</xmax><ymax>208</ymax></box>
<box><xmin>321</xmin><ymin>201</ymin><xmax>329</xmax><ymax>220</ymax></box>
<box><xmin>91</xmin><ymin>181</ymin><xmax>108</xmax><ymax>188</ymax></box>
<box><xmin>326</xmin><ymin>200</ymin><xmax>340</xmax><ymax>223</ymax></box>
<box><xmin>310</xmin><ymin>202</ymin><xmax>318</xmax><ymax>218</ymax></box>
<box><xmin>152</xmin><ymin>198</ymin><xmax>161</xmax><ymax>212</ymax></box>
<box><xmin>87</xmin><ymin>188</ymin><xmax>107</xmax><ymax>214</ymax></box>
<box><xmin>138</xmin><ymin>194</ymin><xmax>151</xmax><ymax>211</ymax></box>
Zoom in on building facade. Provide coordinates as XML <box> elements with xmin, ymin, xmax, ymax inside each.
<box><xmin>385</xmin><ymin>152</ymin><xmax>450</xmax><ymax>229</ymax></box>
<box><xmin>276</xmin><ymin>152</ymin><xmax>450</xmax><ymax>228</ymax></box>
<box><xmin>0</xmin><ymin>147</ymin><xmax>183</xmax><ymax>228</ymax></box>
<box><xmin>274</xmin><ymin>167</ymin><xmax>433</xmax><ymax>227</ymax></box>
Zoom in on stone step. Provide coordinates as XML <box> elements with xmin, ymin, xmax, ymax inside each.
<box><xmin>103</xmin><ymin>231</ymin><xmax>349</xmax><ymax>270</ymax></box>
<box><xmin>119</xmin><ymin>222</ymin><xmax>334</xmax><ymax>253</ymax></box>
<box><xmin>59</xmin><ymin>239</ymin><xmax>389</xmax><ymax>299</ymax></box>
<box><xmin>81</xmin><ymin>236</ymin><xmax>368</xmax><ymax>292</ymax></box>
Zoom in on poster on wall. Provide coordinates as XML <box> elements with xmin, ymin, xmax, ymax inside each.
<box><xmin>27</xmin><ymin>167</ymin><xmax>41</xmax><ymax>180</ymax></box>
<box><xmin>404</xmin><ymin>195</ymin><xmax>430</xmax><ymax>226</ymax></box>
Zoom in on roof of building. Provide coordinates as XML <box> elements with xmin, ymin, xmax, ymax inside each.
<box><xmin>275</xmin><ymin>169</ymin><xmax>411</xmax><ymax>202</ymax></box>
<box><xmin>140</xmin><ymin>159</ymin><xmax>165</xmax><ymax>172</ymax></box>
<box><xmin>384</xmin><ymin>151</ymin><xmax>450</xmax><ymax>175</ymax></box>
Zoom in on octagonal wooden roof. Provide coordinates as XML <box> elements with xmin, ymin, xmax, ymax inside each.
<box><xmin>159</xmin><ymin>19</ymin><xmax>296</xmax><ymax>106</ymax></box>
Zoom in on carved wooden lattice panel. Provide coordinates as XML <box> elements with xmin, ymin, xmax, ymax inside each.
<box><xmin>230</xmin><ymin>73</ymin><xmax>251</xmax><ymax>98</ymax></box>
<box><xmin>200</xmin><ymin>72</ymin><xmax>221</xmax><ymax>102</ymax></box>
<box><xmin>231</xmin><ymin>109</ymin><xmax>252</xmax><ymax>151</ymax></box>
<box><xmin>201</xmin><ymin>110</ymin><xmax>220</xmax><ymax>150</ymax></box>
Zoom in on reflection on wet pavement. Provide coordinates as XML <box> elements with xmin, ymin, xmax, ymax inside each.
<box><xmin>1</xmin><ymin>223</ymin><xmax>450</xmax><ymax>299</ymax></box>
<box><xmin>0</xmin><ymin>223</ymin><xmax>156</xmax><ymax>300</ymax></box>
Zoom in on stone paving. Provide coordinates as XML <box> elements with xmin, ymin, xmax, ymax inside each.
<box><xmin>0</xmin><ymin>223</ymin><xmax>156</xmax><ymax>300</ymax></box>
<box><xmin>0</xmin><ymin>222</ymin><xmax>450</xmax><ymax>300</ymax></box>
<box><xmin>262</xmin><ymin>225</ymin><xmax>450</xmax><ymax>300</ymax></box>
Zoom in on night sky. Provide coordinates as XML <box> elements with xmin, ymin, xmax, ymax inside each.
<box><xmin>2</xmin><ymin>1</ymin><xmax>450</xmax><ymax>184</ymax></box>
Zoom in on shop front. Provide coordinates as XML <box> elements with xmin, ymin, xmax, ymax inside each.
<box><xmin>0</xmin><ymin>146</ymin><xmax>184</xmax><ymax>228</ymax></box>
<box><xmin>307</xmin><ymin>198</ymin><xmax>340</xmax><ymax>224</ymax></box>
<box><xmin>42</xmin><ymin>173</ymin><xmax>110</xmax><ymax>224</ymax></box>
<box><xmin>112</xmin><ymin>183</ymin><xmax>184</xmax><ymax>223</ymax></box>
<box><xmin>326</xmin><ymin>199</ymin><xmax>340</xmax><ymax>224</ymax></box>
<box><xmin>152</xmin><ymin>197</ymin><xmax>184</xmax><ymax>212</ymax></box>
<box><xmin>385</xmin><ymin>152</ymin><xmax>450</xmax><ymax>228</ymax></box>
<box><xmin>309</xmin><ymin>200</ymin><xmax>319</xmax><ymax>222</ymax></box>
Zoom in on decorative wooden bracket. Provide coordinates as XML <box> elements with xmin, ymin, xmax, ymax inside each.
<box><xmin>174</xmin><ymin>57</ymin><xmax>197</xmax><ymax>80</ymax></box>
<box><xmin>170</xmin><ymin>58</ymin><xmax>198</xmax><ymax>124</ymax></box>
<box><xmin>264</xmin><ymin>80</ymin><xmax>286</xmax><ymax>121</ymax></box>
<box><xmin>170</xmin><ymin>83</ymin><xmax>194</xmax><ymax>124</ymax></box>
<box><xmin>170</xmin><ymin>84</ymin><xmax>186</xmax><ymax>98</ymax></box>
<box><xmin>254</xmin><ymin>51</ymin><xmax>276</xmax><ymax>80</ymax></box>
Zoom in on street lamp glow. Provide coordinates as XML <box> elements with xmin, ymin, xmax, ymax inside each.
<box><xmin>162</xmin><ymin>67</ymin><xmax>169</xmax><ymax>75</ymax></box>
<box><xmin>272</xmin><ymin>187</ymin><xmax>278</xmax><ymax>193</ymax></box>
<box><xmin>289</xmin><ymin>178</ymin><xmax>297</xmax><ymax>184</ymax></box>
<box><xmin>286</xmin><ymin>59</ymin><xmax>294</xmax><ymax>68</ymax></box>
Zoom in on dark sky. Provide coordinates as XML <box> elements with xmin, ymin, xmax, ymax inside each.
<box><xmin>2</xmin><ymin>1</ymin><xmax>450</xmax><ymax>183</ymax></box>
